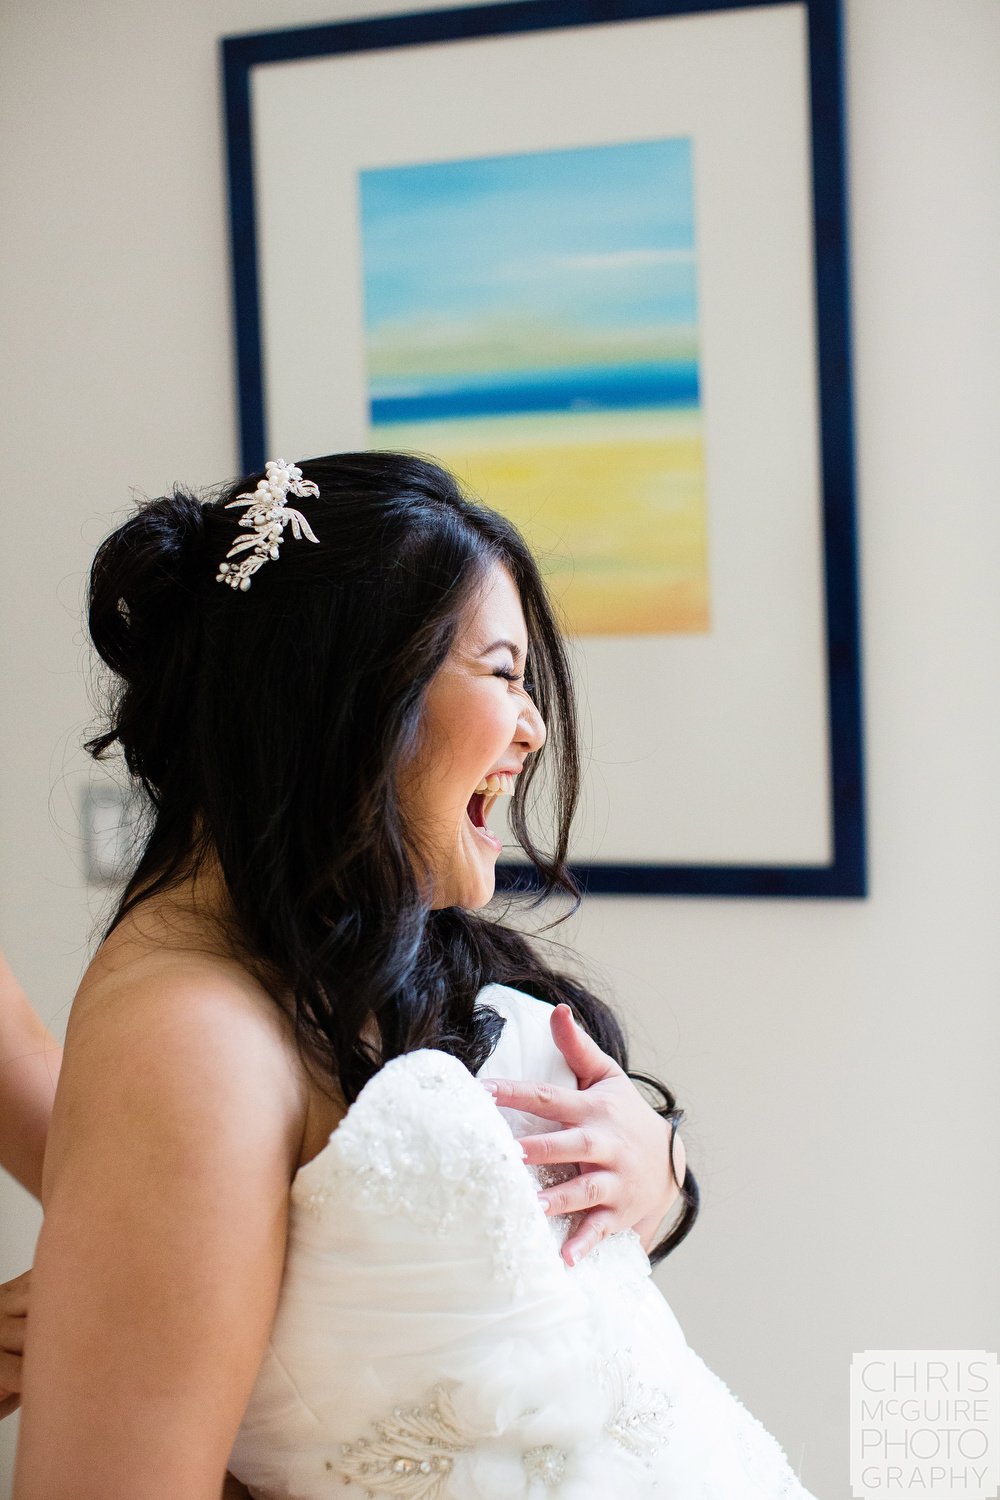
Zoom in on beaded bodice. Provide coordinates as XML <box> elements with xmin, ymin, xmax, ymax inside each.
<box><xmin>227</xmin><ymin>984</ymin><xmax>816</xmax><ymax>1500</ymax></box>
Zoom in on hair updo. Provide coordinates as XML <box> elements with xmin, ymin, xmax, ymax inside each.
<box><xmin>85</xmin><ymin>451</ymin><xmax>698</xmax><ymax>1262</ymax></box>
<box><xmin>87</xmin><ymin>490</ymin><xmax>210</xmax><ymax>793</ymax></box>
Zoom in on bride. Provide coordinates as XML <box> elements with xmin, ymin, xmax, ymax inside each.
<box><xmin>9</xmin><ymin>452</ymin><xmax>812</xmax><ymax>1498</ymax></box>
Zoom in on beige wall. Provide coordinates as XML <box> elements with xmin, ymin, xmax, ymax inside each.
<box><xmin>2</xmin><ymin>1</ymin><xmax>998</xmax><ymax>1495</ymax></box>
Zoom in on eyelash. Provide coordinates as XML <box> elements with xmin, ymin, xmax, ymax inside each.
<box><xmin>493</xmin><ymin>666</ymin><xmax>534</xmax><ymax>695</ymax></box>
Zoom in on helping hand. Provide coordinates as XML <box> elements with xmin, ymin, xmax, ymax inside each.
<box><xmin>0</xmin><ymin>1267</ymin><xmax>28</xmax><ymax>1419</ymax></box>
<box><xmin>482</xmin><ymin>1004</ymin><xmax>686</xmax><ymax>1268</ymax></box>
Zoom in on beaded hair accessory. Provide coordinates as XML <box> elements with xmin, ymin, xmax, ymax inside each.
<box><xmin>216</xmin><ymin>458</ymin><xmax>320</xmax><ymax>591</ymax></box>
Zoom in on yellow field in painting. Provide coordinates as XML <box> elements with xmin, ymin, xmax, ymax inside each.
<box><xmin>369</xmin><ymin>407</ymin><xmax>709</xmax><ymax>635</ymax></box>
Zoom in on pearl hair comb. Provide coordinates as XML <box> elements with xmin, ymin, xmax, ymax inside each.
<box><xmin>216</xmin><ymin>458</ymin><xmax>320</xmax><ymax>591</ymax></box>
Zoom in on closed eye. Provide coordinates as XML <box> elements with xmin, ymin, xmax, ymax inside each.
<box><xmin>492</xmin><ymin>666</ymin><xmax>535</xmax><ymax>695</ymax></box>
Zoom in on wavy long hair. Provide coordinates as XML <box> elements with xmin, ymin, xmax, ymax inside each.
<box><xmin>85</xmin><ymin>451</ymin><xmax>698</xmax><ymax>1261</ymax></box>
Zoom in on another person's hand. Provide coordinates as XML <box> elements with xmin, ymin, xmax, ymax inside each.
<box><xmin>0</xmin><ymin>1267</ymin><xmax>28</xmax><ymax>1419</ymax></box>
<box><xmin>483</xmin><ymin>1003</ymin><xmax>687</xmax><ymax>1268</ymax></box>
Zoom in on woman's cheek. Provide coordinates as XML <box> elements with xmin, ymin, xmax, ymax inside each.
<box><xmin>486</xmin><ymin>697</ymin><xmax>517</xmax><ymax>758</ymax></box>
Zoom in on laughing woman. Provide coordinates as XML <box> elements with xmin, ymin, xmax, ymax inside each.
<box><xmin>12</xmin><ymin>453</ymin><xmax>812</xmax><ymax>1499</ymax></box>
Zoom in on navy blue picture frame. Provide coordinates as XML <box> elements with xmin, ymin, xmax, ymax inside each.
<box><xmin>222</xmin><ymin>0</ymin><xmax>866</xmax><ymax>899</ymax></box>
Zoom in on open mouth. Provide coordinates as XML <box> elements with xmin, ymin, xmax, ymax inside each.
<box><xmin>465</xmin><ymin>790</ymin><xmax>502</xmax><ymax>851</ymax></box>
<box><xmin>466</xmin><ymin>791</ymin><xmax>488</xmax><ymax>829</ymax></box>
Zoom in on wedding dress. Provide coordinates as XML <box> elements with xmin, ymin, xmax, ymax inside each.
<box><xmin>228</xmin><ymin>983</ymin><xmax>815</xmax><ymax>1499</ymax></box>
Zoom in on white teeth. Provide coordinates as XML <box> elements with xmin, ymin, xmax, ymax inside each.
<box><xmin>473</xmin><ymin>771</ymin><xmax>515</xmax><ymax>796</ymax></box>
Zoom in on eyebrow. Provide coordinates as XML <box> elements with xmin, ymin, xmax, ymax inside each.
<box><xmin>477</xmin><ymin>638</ymin><xmax>528</xmax><ymax>662</ymax></box>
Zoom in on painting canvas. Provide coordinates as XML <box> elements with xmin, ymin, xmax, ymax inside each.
<box><xmin>359</xmin><ymin>138</ymin><xmax>709</xmax><ymax>636</ymax></box>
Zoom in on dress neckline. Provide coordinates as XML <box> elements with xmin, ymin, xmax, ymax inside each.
<box><xmin>290</xmin><ymin>983</ymin><xmax>522</xmax><ymax>1191</ymax></box>
<box><xmin>291</xmin><ymin>1045</ymin><xmax>474</xmax><ymax>1190</ymax></box>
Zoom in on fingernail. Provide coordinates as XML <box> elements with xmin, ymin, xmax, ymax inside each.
<box><xmin>482</xmin><ymin>1081</ymin><xmax>499</xmax><ymax>1095</ymax></box>
<box><xmin>565</xmin><ymin>1246</ymin><xmax>577</xmax><ymax>1267</ymax></box>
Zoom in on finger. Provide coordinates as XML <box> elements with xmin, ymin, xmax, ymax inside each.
<box><xmin>0</xmin><ymin>1270</ymin><xmax>30</xmax><ymax>1316</ymax></box>
<box><xmin>518</xmin><ymin>1126</ymin><xmax>608</xmax><ymax>1168</ymax></box>
<box><xmin>484</xmin><ymin>1076</ymin><xmax>589</xmax><ymax>1125</ymax></box>
<box><xmin>0</xmin><ymin>1349</ymin><xmax>22</xmax><ymax>1393</ymax></box>
<box><xmin>0</xmin><ymin>1392</ymin><xmax>21</xmax><ymax>1421</ymax></box>
<box><xmin>560</xmin><ymin>1206</ymin><xmax>620</xmax><ymax>1268</ymax></box>
<box><xmin>549</xmin><ymin>1004</ymin><xmax>622</xmax><ymax>1089</ymax></box>
<box><xmin>537</xmin><ymin>1167</ymin><xmax>618</xmax><ymax>1219</ymax></box>
<box><xmin>0</xmin><ymin>1314</ymin><xmax>25</xmax><ymax>1353</ymax></box>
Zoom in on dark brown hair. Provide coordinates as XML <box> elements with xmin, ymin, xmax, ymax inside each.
<box><xmin>85</xmin><ymin>451</ymin><xmax>698</xmax><ymax>1261</ymax></box>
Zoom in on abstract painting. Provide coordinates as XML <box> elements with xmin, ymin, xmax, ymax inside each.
<box><xmin>358</xmin><ymin>138</ymin><xmax>708</xmax><ymax>635</ymax></box>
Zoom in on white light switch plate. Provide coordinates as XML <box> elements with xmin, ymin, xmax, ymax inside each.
<box><xmin>81</xmin><ymin>783</ymin><xmax>134</xmax><ymax>885</ymax></box>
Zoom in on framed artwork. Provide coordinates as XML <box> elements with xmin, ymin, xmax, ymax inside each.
<box><xmin>222</xmin><ymin>0</ymin><xmax>866</xmax><ymax>897</ymax></box>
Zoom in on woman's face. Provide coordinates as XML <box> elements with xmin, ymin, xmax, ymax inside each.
<box><xmin>401</xmin><ymin>562</ymin><xmax>547</xmax><ymax>910</ymax></box>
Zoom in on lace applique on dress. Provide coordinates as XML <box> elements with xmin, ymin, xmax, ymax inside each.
<box><xmin>337</xmin><ymin>1385</ymin><xmax>466</xmax><ymax>1498</ymax></box>
<box><xmin>337</xmin><ymin>1397</ymin><xmax>574</xmax><ymax>1498</ymax></box>
<box><xmin>300</xmin><ymin>1050</ymin><xmax>551</xmax><ymax>1292</ymax></box>
<box><xmin>520</xmin><ymin>1444</ymin><xmax>568</xmax><ymax>1487</ymax></box>
<box><xmin>581</xmin><ymin>1227</ymin><xmax>650</xmax><ymax>1288</ymax></box>
<box><xmin>597</xmin><ymin>1346</ymin><xmax>675</xmax><ymax>1461</ymax></box>
<box><xmin>336</xmin><ymin>1340</ymin><xmax>674</xmax><ymax>1498</ymax></box>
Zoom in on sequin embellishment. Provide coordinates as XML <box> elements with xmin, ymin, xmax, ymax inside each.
<box><xmin>598</xmin><ymin>1347</ymin><xmax>675</xmax><ymax>1460</ymax></box>
<box><xmin>337</xmin><ymin>1343</ymin><xmax>675</xmax><ymax>1498</ymax></box>
<box><xmin>300</xmin><ymin>1050</ymin><xmax>553</xmax><ymax>1292</ymax></box>
<box><xmin>522</xmin><ymin>1444</ymin><xmax>568</xmax><ymax>1486</ymax></box>
<box><xmin>338</xmin><ymin>1386</ymin><xmax>464</xmax><ymax>1498</ymax></box>
<box><xmin>530</xmin><ymin>1160</ymin><xmax>587</xmax><ymax>1250</ymax></box>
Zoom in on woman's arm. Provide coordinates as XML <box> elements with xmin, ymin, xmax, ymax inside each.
<box><xmin>13</xmin><ymin>964</ymin><xmax>304</xmax><ymax>1500</ymax></box>
<box><xmin>0</xmin><ymin>952</ymin><xmax>61</xmax><ymax>1198</ymax></box>
<box><xmin>486</xmin><ymin>1003</ymin><xmax>687</xmax><ymax>1265</ymax></box>
<box><xmin>0</xmin><ymin>954</ymin><xmax>58</xmax><ymax>1417</ymax></box>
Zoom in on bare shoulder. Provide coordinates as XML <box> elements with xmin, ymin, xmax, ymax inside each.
<box><xmin>71</xmin><ymin>912</ymin><xmax>298</xmax><ymax>1056</ymax></box>
<box><xmin>45</xmin><ymin>905</ymin><xmax>310</xmax><ymax>1201</ymax></box>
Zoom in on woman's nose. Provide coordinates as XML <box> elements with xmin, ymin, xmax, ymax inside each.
<box><xmin>517</xmin><ymin>695</ymin><xmax>546</xmax><ymax>752</ymax></box>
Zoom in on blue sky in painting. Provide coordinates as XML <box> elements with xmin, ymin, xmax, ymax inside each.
<box><xmin>358</xmin><ymin>138</ymin><xmax>698</xmax><ymax>352</ymax></box>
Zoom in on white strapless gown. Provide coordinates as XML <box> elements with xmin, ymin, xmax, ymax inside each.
<box><xmin>229</xmin><ymin>984</ymin><xmax>816</xmax><ymax>1499</ymax></box>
